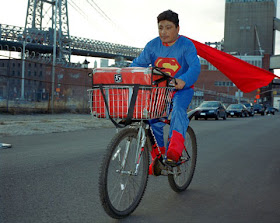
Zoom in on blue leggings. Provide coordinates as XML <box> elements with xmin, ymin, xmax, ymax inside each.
<box><xmin>149</xmin><ymin>87</ymin><xmax>194</xmax><ymax>148</ymax></box>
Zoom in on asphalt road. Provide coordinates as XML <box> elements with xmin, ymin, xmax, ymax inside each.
<box><xmin>1</xmin><ymin>114</ymin><xmax>280</xmax><ymax>223</ymax></box>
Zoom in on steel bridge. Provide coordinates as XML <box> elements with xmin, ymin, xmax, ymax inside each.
<box><xmin>0</xmin><ymin>24</ymin><xmax>143</xmax><ymax>63</ymax></box>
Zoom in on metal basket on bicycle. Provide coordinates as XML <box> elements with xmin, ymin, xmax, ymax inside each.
<box><xmin>88</xmin><ymin>67</ymin><xmax>175</xmax><ymax>127</ymax></box>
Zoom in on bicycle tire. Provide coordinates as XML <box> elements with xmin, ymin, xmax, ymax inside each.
<box><xmin>168</xmin><ymin>126</ymin><xmax>197</xmax><ymax>192</ymax></box>
<box><xmin>98</xmin><ymin>128</ymin><xmax>149</xmax><ymax>219</ymax></box>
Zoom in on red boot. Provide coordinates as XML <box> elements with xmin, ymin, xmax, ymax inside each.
<box><xmin>149</xmin><ymin>144</ymin><xmax>165</xmax><ymax>175</ymax></box>
<box><xmin>166</xmin><ymin>131</ymin><xmax>185</xmax><ymax>162</ymax></box>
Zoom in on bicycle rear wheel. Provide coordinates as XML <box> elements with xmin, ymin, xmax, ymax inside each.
<box><xmin>168</xmin><ymin>126</ymin><xmax>197</xmax><ymax>192</ymax></box>
<box><xmin>99</xmin><ymin>128</ymin><xmax>149</xmax><ymax>219</ymax></box>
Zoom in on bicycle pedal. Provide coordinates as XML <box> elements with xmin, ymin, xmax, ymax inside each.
<box><xmin>165</xmin><ymin>159</ymin><xmax>178</xmax><ymax>167</ymax></box>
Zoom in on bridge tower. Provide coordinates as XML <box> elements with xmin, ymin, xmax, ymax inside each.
<box><xmin>24</xmin><ymin>0</ymin><xmax>71</xmax><ymax>63</ymax></box>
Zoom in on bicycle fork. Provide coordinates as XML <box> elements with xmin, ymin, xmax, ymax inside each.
<box><xmin>134</xmin><ymin>124</ymin><xmax>147</xmax><ymax>175</ymax></box>
<box><xmin>116</xmin><ymin>124</ymin><xmax>147</xmax><ymax>176</ymax></box>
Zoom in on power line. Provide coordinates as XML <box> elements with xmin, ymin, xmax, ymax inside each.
<box><xmin>68</xmin><ymin>0</ymin><xmax>116</xmax><ymax>39</ymax></box>
<box><xmin>58</xmin><ymin>1</ymin><xmax>135</xmax><ymax>45</ymax></box>
<box><xmin>86</xmin><ymin>0</ymin><xmax>115</xmax><ymax>25</ymax></box>
<box><xmin>68</xmin><ymin>0</ymin><xmax>89</xmax><ymax>21</ymax></box>
<box><xmin>83</xmin><ymin>0</ymin><xmax>135</xmax><ymax>43</ymax></box>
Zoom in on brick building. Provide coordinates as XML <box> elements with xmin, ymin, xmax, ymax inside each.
<box><xmin>190</xmin><ymin>55</ymin><xmax>269</xmax><ymax>108</ymax></box>
<box><xmin>0</xmin><ymin>59</ymin><xmax>46</xmax><ymax>101</ymax></box>
<box><xmin>0</xmin><ymin>58</ymin><xmax>91</xmax><ymax>113</ymax></box>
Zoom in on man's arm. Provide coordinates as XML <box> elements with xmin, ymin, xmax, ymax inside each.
<box><xmin>130</xmin><ymin>44</ymin><xmax>152</xmax><ymax>67</ymax></box>
<box><xmin>177</xmin><ymin>41</ymin><xmax>201</xmax><ymax>88</ymax></box>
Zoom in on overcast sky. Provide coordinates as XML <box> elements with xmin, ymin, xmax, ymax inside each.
<box><xmin>0</xmin><ymin>0</ymin><xmax>279</xmax><ymax>69</ymax></box>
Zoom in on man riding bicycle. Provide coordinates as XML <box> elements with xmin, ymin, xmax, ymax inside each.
<box><xmin>130</xmin><ymin>10</ymin><xmax>201</xmax><ymax>174</ymax></box>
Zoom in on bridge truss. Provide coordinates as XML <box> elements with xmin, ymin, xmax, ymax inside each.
<box><xmin>0</xmin><ymin>24</ymin><xmax>143</xmax><ymax>65</ymax></box>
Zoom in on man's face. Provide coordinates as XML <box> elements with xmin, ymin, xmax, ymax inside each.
<box><xmin>158</xmin><ymin>20</ymin><xmax>179</xmax><ymax>45</ymax></box>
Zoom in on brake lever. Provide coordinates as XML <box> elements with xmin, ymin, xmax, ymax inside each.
<box><xmin>152</xmin><ymin>67</ymin><xmax>178</xmax><ymax>86</ymax></box>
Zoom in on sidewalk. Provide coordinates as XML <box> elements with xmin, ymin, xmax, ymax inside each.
<box><xmin>0</xmin><ymin>113</ymin><xmax>113</xmax><ymax>137</ymax></box>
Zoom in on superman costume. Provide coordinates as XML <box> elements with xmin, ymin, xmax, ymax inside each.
<box><xmin>130</xmin><ymin>35</ymin><xmax>201</xmax><ymax>164</ymax></box>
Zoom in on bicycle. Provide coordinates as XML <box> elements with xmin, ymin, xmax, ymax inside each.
<box><xmin>88</xmin><ymin>67</ymin><xmax>198</xmax><ymax>219</ymax></box>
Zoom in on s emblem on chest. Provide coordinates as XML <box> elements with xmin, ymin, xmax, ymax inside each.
<box><xmin>155</xmin><ymin>57</ymin><xmax>181</xmax><ymax>76</ymax></box>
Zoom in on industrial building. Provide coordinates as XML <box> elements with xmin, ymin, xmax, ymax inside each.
<box><xmin>224</xmin><ymin>0</ymin><xmax>276</xmax><ymax>56</ymax></box>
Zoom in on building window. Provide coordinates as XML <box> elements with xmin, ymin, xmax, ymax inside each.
<box><xmin>215</xmin><ymin>81</ymin><xmax>234</xmax><ymax>87</ymax></box>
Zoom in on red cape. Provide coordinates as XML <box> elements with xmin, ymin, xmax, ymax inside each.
<box><xmin>187</xmin><ymin>37</ymin><xmax>278</xmax><ymax>93</ymax></box>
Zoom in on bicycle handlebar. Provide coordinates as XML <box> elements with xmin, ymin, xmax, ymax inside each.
<box><xmin>152</xmin><ymin>67</ymin><xmax>178</xmax><ymax>86</ymax></box>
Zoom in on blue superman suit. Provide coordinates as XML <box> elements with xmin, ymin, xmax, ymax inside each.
<box><xmin>130</xmin><ymin>35</ymin><xmax>201</xmax><ymax>160</ymax></box>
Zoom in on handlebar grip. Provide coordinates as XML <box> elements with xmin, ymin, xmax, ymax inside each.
<box><xmin>152</xmin><ymin>76</ymin><xmax>169</xmax><ymax>85</ymax></box>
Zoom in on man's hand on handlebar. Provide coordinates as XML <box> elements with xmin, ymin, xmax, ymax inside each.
<box><xmin>172</xmin><ymin>78</ymin><xmax>185</xmax><ymax>90</ymax></box>
<box><xmin>152</xmin><ymin>67</ymin><xmax>186</xmax><ymax>89</ymax></box>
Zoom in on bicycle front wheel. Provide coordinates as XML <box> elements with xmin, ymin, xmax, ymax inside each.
<box><xmin>168</xmin><ymin>126</ymin><xmax>197</xmax><ymax>192</ymax></box>
<box><xmin>98</xmin><ymin>128</ymin><xmax>149</xmax><ymax>219</ymax></box>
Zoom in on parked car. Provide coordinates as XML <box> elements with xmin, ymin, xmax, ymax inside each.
<box><xmin>226</xmin><ymin>104</ymin><xmax>249</xmax><ymax>117</ymax></box>
<box><xmin>253</xmin><ymin>104</ymin><xmax>265</xmax><ymax>115</ymax></box>
<box><xmin>265</xmin><ymin>107</ymin><xmax>276</xmax><ymax>115</ymax></box>
<box><xmin>194</xmin><ymin>101</ymin><xmax>227</xmax><ymax>120</ymax></box>
<box><xmin>243</xmin><ymin>103</ymin><xmax>254</xmax><ymax>116</ymax></box>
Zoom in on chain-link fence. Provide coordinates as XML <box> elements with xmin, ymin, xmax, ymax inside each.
<box><xmin>0</xmin><ymin>55</ymin><xmax>92</xmax><ymax>114</ymax></box>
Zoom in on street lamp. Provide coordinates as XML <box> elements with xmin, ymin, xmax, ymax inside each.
<box><xmin>82</xmin><ymin>59</ymin><xmax>90</xmax><ymax>69</ymax></box>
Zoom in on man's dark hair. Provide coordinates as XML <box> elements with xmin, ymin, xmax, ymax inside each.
<box><xmin>157</xmin><ymin>10</ymin><xmax>179</xmax><ymax>27</ymax></box>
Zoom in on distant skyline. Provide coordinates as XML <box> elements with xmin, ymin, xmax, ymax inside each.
<box><xmin>0</xmin><ymin>0</ymin><xmax>279</xmax><ymax>72</ymax></box>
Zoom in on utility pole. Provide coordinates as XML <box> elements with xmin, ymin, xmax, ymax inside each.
<box><xmin>21</xmin><ymin>41</ymin><xmax>26</xmax><ymax>100</ymax></box>
<box><xmin>238</xmin><ymin>89</ymin><xmax>241</xmax><ymax>103</ymax></box>
<box><xmin>51</xmin><ymin>0</ymin><xmax>58</xmax><ymax>113</ymax></box>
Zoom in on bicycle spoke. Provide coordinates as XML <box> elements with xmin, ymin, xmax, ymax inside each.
<box><xmin>116</xmin><ymin>176</ymin><xmax>130</xmax><ymax>208</ymax></box>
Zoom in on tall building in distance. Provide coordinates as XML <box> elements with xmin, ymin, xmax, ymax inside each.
<box><xmin>100</xmin><ymin>59</ymin><xmax>109</xmax><ymax>67</ymax></box>
<box><xmin>195</xmin><ymin>0</ymin><xmax>279</xmax><ymax>108</ymax></box>
<box><xmin>224</xmin><ymin>0</ymin><xmax>277</xmax><ymax>56</ymax></box>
